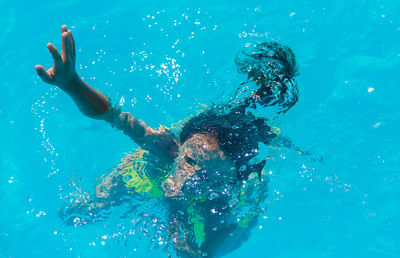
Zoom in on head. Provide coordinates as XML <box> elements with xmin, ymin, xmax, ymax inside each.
<box><xmin>235</xmin><ymin>42</ymin><xmax>299</xmax><ymax>114</ymax></box>
<box><xmin>162</xmin><ymin>133</ymin><xmax>236</xmax><ymax>198</ymax></box>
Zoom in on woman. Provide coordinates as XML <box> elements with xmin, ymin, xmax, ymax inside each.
<box><xmin>35</xmin><ymin>25</ymin><xmax>299</xmax><ymax>257</ymax></box>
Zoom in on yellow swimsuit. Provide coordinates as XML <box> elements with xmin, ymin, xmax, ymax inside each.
<box><xmin>119</xmin><ymin>148</ymin><xmax>269</xmax><ymax>245</ymax></box>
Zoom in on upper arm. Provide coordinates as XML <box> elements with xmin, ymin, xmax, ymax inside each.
<box><xmin>98</xmin><ymin>106</ymin><xmax>179</xmax><ymax>160</ymax></box>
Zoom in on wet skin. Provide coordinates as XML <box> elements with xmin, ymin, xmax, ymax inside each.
<box><xmin>36</xmin><ymin>25</ymin><xmax>266</xmax><ymax>258</ymax></box>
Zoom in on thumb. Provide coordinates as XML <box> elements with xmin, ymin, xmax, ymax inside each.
<box><xmin>35</xmin><ymin>65</ymin><xmax>52</xmax><ymax>84</ymax></box>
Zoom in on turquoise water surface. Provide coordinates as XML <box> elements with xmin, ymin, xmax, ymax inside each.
<box><xmin>1</xmin><ymin>0</ymin><xmax>400</xmax><ymax>257</ymax></box>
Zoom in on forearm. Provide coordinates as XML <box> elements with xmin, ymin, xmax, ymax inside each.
<box><xmin>63</xmin><ymin>75</ymin><xmax>178</xmax><ymax>159</ymax></box>
<box><xmin>63</xmin><ymin>74</ymin><xmax>111</xmax><ymax>118</ymax></box>
<box><xmin>113</xmin><ymin>111</ymin><xmax>178</xmax><ymax>159</ymax></box>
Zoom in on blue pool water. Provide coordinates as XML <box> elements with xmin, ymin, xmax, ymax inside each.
<box><xmin>1</xmin><ymin>0</ymin><xmax>400</xmax><ymax>257</ymax></box>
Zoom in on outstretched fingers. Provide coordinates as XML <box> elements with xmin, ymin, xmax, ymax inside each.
<box><xmin>61</xmin><ymin>31</ymin><xmax>72</xmax><ymax>63</ymax></box>
<box><xmin>47</xmin><ymin>43</ymin><xmax>62</xmax><ymax>64</ymax></box>
<box><xmin>68</xmin><ymin>30</ymin><xmax>76</xmax><ymax>57</ymax></box>
<box><xmin>61</xmin><ymin>25</ymin><xmax>75</xmax><ymax>60</ymax></box>
<box><xmin>61</xmin><ymin>25</ymin><xmax>75</xmax><ymax>62</ymax></box>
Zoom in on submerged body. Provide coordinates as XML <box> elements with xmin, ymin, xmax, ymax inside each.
<box><xmin>35</xmin><ymin>25</ymin><xmax>299</xmax><ymax>257</ymax></box>
<box><xmin>91</xmin><ymin>106</ymin><xmax>274</xmax><ymax>256</ymax></box>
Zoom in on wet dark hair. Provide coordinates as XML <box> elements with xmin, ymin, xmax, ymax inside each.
<box><xmin>179</xmin><ymin>42</ymin><xmax>299</xmax><ymax>178</ymax></box>
<box><xmin>235</xmin><ymin>42</ymin><xmax>299</xmax><ymax>114</ymax></box>
<box><xmin>179</xmin><ymin>107</ymin><xmax>275</xmax><ymax>179</ymax></box>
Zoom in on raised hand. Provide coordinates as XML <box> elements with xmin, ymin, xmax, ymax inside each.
<box><xmin>35</xmin><ymin>25</ymin><xmax>77</xmax><ymax>91</ymax></box>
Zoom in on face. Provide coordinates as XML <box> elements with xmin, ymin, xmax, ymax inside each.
<box><xmin>162</xmin><ymin>133</ymin><xmax>236</xmax><ymax>198</ymax></box>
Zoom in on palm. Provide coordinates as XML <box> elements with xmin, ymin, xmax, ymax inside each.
<box><xmin>35</xmin><ymin>25</ymin><xmax>77</xmax><ymax>89</ymax></box>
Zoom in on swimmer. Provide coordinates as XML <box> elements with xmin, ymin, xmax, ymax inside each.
<box><xmin>35</xmin><ymin>25</ymin><xmax>299</xmax><ymax>257</ymax></box>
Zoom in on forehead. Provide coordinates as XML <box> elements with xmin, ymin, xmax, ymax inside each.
<box><xmin>180</xmin><ymin>133</ymin><xmax>219</xmax><ymax>151</ymax></box>
<box><xmin>178</xmin><ymin>133</ymin><xmax>223</xmax><ymax>160</ymax></box>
